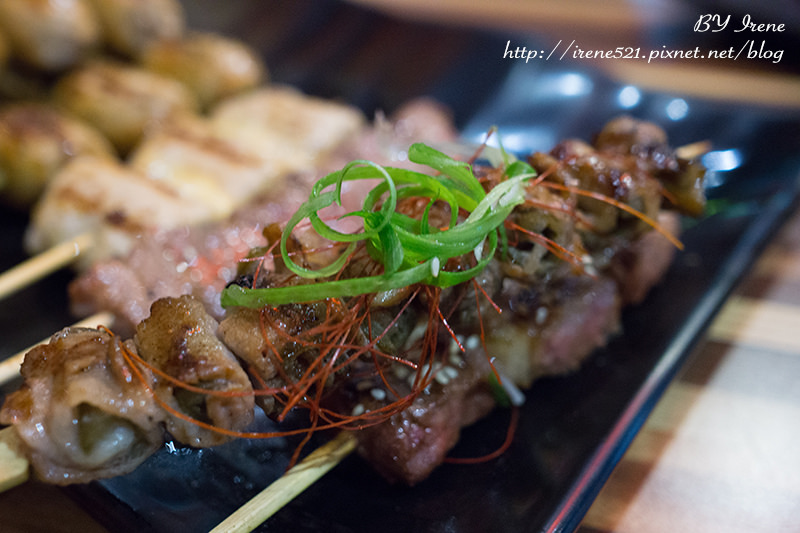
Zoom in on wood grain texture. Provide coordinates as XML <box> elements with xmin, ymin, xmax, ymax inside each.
<box><xmin>578</xmin><ymin>208</ymin><xmax>800</xmax><ymax>533</ymax></box>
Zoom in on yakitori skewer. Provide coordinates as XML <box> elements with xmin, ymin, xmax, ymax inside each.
<box><xmin>0</xmin><ymin>306</ymin><xmax>356</xmax><ymax>528</ymax></box>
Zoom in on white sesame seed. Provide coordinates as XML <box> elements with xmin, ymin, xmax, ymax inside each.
<box><xmin>465</xmin><ymin>334</ymin><xmax>480</xmax><ymax>350</ymax></box>
<box><xmin>351</xmin><ymin>403</ymin><xmax>365</xmax><ymax>416</ymax></box>
<box><xmin>356</xmin><ymin>380</ymin><xmax>373</xmax><ymax>391</ymax></box>
<box><xmin>370</xmin><ymin>388</ymin><xmax>387</xmax><ymax>401</ymax></box>
<box><xmin>535</xmin><ymin>306</ymin><xmax>549</xmax><ymax>325</ymax></box>
<box><xmin>430</xmin><ymin>257</ymin><xmax>440</xmax><ymax>278</ymax></box>
<box><xmin>406</xmin><ymin>321</ymin><xmax>429</xmax><ymax>347</ymax></box>
<box><xmin>443</xmin><ymin>366</ymin><xmax>459</xmax><ymax>380</ymax></box>
<box><xmin>435</xmin><ymin>371</ymin><xmax>451</xmax><ymax>385</ymax></box>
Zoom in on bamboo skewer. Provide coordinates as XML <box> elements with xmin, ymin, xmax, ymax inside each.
<box><xmin>0</xmin><ymin>426</ymin><xmax>28</xmax><ymax>492</ymax></box>
<box><xmin>0</xmin><ymin>232</ymin><xmax>94</xmax><ymax>301</ymax></box>
<box><xmin>210</xmin><ymin>431</ymin><xmax>358</xmax><ymax>532</ymax></box>
<box><xmin>0</xmin><ymin>311</ymin><xmax>114</xmax><ymax>387</ymax></box>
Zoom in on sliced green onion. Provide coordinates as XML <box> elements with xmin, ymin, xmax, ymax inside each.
<box><xmin>221</xmin><ymin>143</ymin><xmax>533</xmax><ymax>308</ymax></box>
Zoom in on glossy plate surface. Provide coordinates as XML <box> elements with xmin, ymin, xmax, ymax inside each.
<box><xmin>1</xmin><ymin>1</ymin><xmax>799</xmax><ymax>532</ymax></box>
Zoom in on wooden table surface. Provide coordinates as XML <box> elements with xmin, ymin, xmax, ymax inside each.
<box><xmin>1</xmin><ymin>1</ymin><xmax>799</xmax><ymax>532</ymax></box>
<box><xmin>578</xmin><ymin>208</ymin><xmax>800</xmax><ymax>533</ymax></box>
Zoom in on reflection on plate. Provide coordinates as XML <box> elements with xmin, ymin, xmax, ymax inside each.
<box><xmin>2</xmin><ymin>1</ymin><xmax>799</xmax><ymax>532</ymax></box>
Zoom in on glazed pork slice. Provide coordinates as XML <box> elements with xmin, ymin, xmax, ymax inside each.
<box><xmin>0</xmin><ymin>327</ymin><xmax>165</xmax><ymax>485</ymax></box>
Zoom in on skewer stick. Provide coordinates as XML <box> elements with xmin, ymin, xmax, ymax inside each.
<box><xmin>0</xmin><ymin>426</ymin><xmax>28</xmax><ymax>492</ymax></box>
<box><xmin>210</xmin><ymin>431</ymin><xmax>358</xmax><ymax>532</ymax></box>
<box><xmin>0</xmin><ymin>311</ymin><xmax>114</xmax><ymax>387</ymax></box>
<box><xmin>675</xmin><ymin>140</ymin><xmax>712</xmax><ymax>160</ymax></box>
<box><xmin>0</xmin><ymin>232</ymin><xmax>94</xmax><ymax>300</ymax></box>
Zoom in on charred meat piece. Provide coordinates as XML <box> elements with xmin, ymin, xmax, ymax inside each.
<box><xmin>353</xmin><ymin>348</ymin><xmax>495</xmax><ymax>485</ymax></box>
<box><xmin>486</xmin><ymin>275</ymin><xmax>621</xmax><ymax>389</ymax></box>
<box><xmin>218</xmin><ymin>303</ymin><xmax>327</xmax><ymax>417</ymax></box>
<box><xmin>0</xmin><ymin>327</ymin><xmax>164</xmax><ymax>484</ymax></box>
<box><xmin>134</xmin><ymin>295</ymin><xmax>255</xmax><ymax>448</ymax></box>
<box><xmin>593</xmin><ymin>115</ymin><xmax>706</xmax><ymax>216</ymax></box>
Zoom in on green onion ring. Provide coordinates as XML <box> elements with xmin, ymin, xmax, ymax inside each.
<box><xmin>221</xmin><ymin>142</ymin><xmax>533</xmax><ymax>307</ymax></box>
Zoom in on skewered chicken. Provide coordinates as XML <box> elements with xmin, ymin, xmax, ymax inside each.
<box><xmin>24</xmin><ymin>156</ymin><xmax>213</xmax><ymax>269</ymax></box>
<box><xmin>134</xmin><ymin>295</ymin><xmax>255</xmax><ymax>448</ymax></box>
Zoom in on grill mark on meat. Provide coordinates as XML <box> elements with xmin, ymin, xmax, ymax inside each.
<box><xmin>156</xmin><ymin>118</ymin><xmax>266</xmax><ymax>167</ymax></box>
<box><xmin>2</xmin><ymin>105</ymin><xmax>68</xmax><ymax>140</ymax></box>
